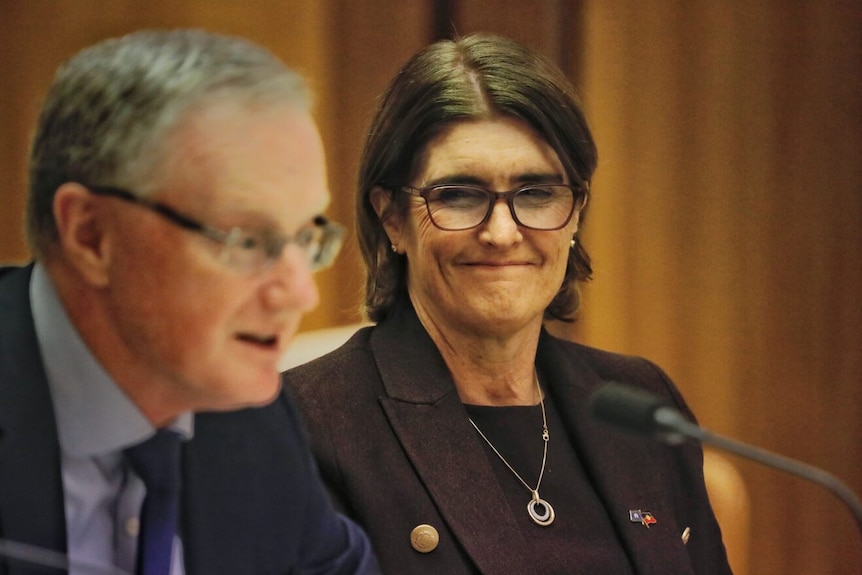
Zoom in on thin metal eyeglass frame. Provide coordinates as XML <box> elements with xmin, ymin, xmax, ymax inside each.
<box><xmin>83</xmin><ymin>184</ymin><xmax>343</xmax><ymax>271</ymax></box>
<box><xmin>400</xmin><ymin>182</ymin><xmax>589</xmax><ymax>231</ymax></box>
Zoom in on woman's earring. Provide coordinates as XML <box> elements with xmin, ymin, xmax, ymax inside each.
<box><xmin>391</xmin><ymin>243</ymin><xmax>398</xmax><ymax>253</ymax></box>
<box><xmin>570</xmin><ymin>237</ymin><xmax>577</xmax><ymax>249</ymax></box>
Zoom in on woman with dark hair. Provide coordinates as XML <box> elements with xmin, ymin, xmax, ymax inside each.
<box><xmin>285</xmin><ymin>33</ymin><xmax>731</xmax><ymax>574</ymax></box>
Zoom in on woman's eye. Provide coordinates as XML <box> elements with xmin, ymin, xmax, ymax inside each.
<box><xmin>432</xmin><ymin>187</ymin><xmax>485</xmax><ymax>206</ymax></box>
<box><xmin>519</xmin><ymin>186</ymin><xmax>553</xmax><ymax>199</ymax></box>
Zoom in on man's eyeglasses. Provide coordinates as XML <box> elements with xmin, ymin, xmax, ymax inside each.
<box><xmin>85</xmin><ymin>184</ymin><xmax>344</xmax><ymax>273</ymax></box>
<box><xmin>401</xmin><ymin>182</ymin><xmax>588</xmax><ymax>231</ymax></box>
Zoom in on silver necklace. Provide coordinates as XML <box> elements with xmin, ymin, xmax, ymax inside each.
<box><xmin>467</xmin><ymin>371</ymin><xmax>555</xmax><ymax>527</ymax></box>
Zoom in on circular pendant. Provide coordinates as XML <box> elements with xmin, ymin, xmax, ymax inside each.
<box><xmin>527</xmin><ymin>497</ymin><xmax>555</xmax><ymax>526</ymax></box>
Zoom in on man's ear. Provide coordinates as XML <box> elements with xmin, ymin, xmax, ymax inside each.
<box><xmin>369</xmin><ymin>186</ymin><xmax>404</xmax><ymax>249</ymax></box>
<box><xmin>53</xmin><ymin>182</ymin><xmax>112</xmax><ymax>287</ymax></box>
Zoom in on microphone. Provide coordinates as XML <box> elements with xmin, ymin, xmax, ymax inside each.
<box><xmin>0</xmin><ymin>538</ymin><xmax>131</xmax><ymax>574</ymax></box>
<box><xmin>589</xmin><ymin>381</ymin><xmax>862</xmax><ymax>535</ymax></box>
<box><xmin>0</xmin><ymin>538</ymin><xmax>67</xmax><ymax>571</ymax></box>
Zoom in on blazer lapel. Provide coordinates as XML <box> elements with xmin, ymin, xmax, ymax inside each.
<box><xmin>181</xmin><ymin>415</ymin><xmax>258</xmax><ymax>575</ymax></box>
<box><xmin>371</xmin><ymin>301</ymin><xmax>537</xmax><ymax>574</ymax></box>
<box><xmin>536</xmin><ymin>332</ymin><xmax>694</xmax><ymax>575</ymax></box>
<box><xmin>0</xmin><ymin>265</ymin><xmax>67</xmax><ymax>555</ymax></box>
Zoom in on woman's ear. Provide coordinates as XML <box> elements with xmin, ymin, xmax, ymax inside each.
<box><xmin>569</xmin><ymin>192</ymin><xmax>588</xmax><ymax>236</ymax></box>
<box><xmin>53</xmin><ymin>182</ymin><xmax>112</xmax><ymax>287</ymax></box>
<box><xmin>370</xmin><ymin>186</ymin><xmax>404</xmax><ymax>248</ymax></box>
<box><xmin>569</xmin><ymin>210</ymin><xmax>581</xmax><ymax>236</ymax></box>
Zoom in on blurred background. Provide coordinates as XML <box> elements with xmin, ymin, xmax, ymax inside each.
<box><xmin>1</xmin><ymin>2</ymin><xmax>859</xmax><ymax>573</ymax></box>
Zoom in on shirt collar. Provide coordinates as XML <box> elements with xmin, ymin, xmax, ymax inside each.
<box><xmin>30</xmin><ymin>263</ymin><xmax>193</xmax><ymax>458</ymax></box>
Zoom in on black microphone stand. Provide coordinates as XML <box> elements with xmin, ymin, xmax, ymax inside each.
<box><xmin>590</xmin><ymin>381</ymin><xmax>862</xmax><ymax>541</ymax></box>
<box><xmin>651</xmin><ymin>406</ymin><xmax>862</xmax><ymax>536</ymax></box>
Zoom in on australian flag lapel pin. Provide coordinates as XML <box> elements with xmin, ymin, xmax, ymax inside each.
<box><xmin>629</xmin><ymin>509</ymin><xmax>657</xmax><ymax>528</ymax></box>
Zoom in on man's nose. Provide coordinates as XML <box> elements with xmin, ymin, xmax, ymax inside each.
<box><xmin>261</xmin><ymin>245</ymin><xmax>320</xmax><ymax>313</ymax></box>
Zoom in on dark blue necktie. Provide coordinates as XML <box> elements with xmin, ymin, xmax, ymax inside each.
<box><xmin>124</xmin><ymin>430</ymin><xmax>182</xmax><ymax>575</ymax></box>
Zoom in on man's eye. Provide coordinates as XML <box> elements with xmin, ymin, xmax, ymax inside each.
<box><xmin>236</xmin><ymin>233</ymin><xmax>263</xmax><ymax>250</ymax></box>
<box><xmin>293</xmin><ymin>227</ymin><xmax>316</xmax><ymax>247</ymax></box>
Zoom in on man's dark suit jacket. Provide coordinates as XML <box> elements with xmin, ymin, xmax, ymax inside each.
<box><xmin>0</xmin><ymin>264</ymin><xmax>378</xmax><ymax>574</ymax></box>
<box><xmin>284</xmin><ymin>297</ymin><xmax>732</xmax><ymax>574</ymax></box>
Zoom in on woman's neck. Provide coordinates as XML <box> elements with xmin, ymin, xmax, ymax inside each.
<box><xmin>414</xmin><ymin>301</ymin><xmax>544</xmax><ymax>407</ymax></box>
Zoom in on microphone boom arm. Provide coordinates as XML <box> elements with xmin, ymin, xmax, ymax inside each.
<box><xmin>653</xmin><ymin>406</ymin><xmax>862</xmax><ymax>535</ymax></box>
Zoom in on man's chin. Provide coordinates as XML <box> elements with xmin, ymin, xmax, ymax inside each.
<box><xmin>198</xmin><ymin>374</ymin><xmax>282</xmax><ymax>413</ymax></box>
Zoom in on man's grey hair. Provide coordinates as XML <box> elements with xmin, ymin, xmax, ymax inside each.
<box><xmin>26</xmin><ymin>28</ymin><xmax>310</xmax><ymax>258</ymax></box>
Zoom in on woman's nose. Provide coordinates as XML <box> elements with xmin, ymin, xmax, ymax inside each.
<box><xmin>479</xmin><ymin>199</ymin><xmax>522</xmax><ymax>245</ymax></box>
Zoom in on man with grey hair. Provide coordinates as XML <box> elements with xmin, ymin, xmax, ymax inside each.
<box><xmin>0</xmin><ymin>29</ymin><xmax>378</xmax><ymax>574</ymax></box>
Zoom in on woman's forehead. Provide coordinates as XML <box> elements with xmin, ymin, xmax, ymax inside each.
<box><xmin>413</xmin><ymin>118</ymin><xmax>565</xmax><ymax>186</ymax></box>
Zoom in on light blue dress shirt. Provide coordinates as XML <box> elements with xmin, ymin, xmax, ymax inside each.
<box><xmin>30</xmin><ymin>264</ymin><xmax>191</xmax><ymax>575</ymax></box>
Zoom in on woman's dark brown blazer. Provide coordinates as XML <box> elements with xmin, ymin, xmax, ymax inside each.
<box><xmin>283</xmin><ymin>298</ymin><xmax>731</xmax><ymax>574</ymax></box>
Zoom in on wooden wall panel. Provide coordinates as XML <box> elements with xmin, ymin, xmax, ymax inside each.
<box><xmin>1</xmin><ymin>2</ymin><xmax>860</xmax><ymax>573</ymax></box>
<box><xmin>578</xmin><ymin>2</ymin><xmax>862</xmax><ymax>573</ymax></box>
<box><xmin>447</xmin><ymin>0</ymin><xmax>567</xmax><ymax>62</ymax></box>
<box><xmin>299</xmin><ymin>1</ymin><xmax>434</xmax><ymax>328</ymax></box>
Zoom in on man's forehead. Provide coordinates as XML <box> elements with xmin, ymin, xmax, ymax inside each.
<box><xmin>153</xmin><ymin>100</ymin><xmax>328</xmax><ymax>228</ymax></box>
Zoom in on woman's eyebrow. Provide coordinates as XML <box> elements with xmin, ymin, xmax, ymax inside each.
<box><xmin>422</xmin><ymin>173</ymin><xmax>485</xmax><ymax>187</ymax></box>
<box><xmin>511</xmin><ymin>172</ymin><xmax>566</xmax><ymax>185</ymax></box>
<box><xmin>422</xmin><ymin>171</ymin><xmax>565</xmax><ymax>188</ymax></box>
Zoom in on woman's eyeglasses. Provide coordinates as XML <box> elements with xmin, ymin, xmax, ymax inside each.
<box><xmin>401</xmin><ymin>182</ymin><xmax>588</xmax><ymax>231</ymax></box>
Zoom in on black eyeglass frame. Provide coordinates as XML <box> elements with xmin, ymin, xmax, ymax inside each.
<box><xmin>83</xmin><ymin>184</ymin><xmax>344</xmax><ymax>272</ymax></box>
<box><xmin>400</xmin><ymin>182</ymin><xmax>589</xmax><ymax>232</ymax></box>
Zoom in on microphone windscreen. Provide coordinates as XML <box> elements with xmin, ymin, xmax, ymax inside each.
<box><xmin>589</xmin><ymin>382</ymin><xmax>671</xmax><ymax>436</ymax></box>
